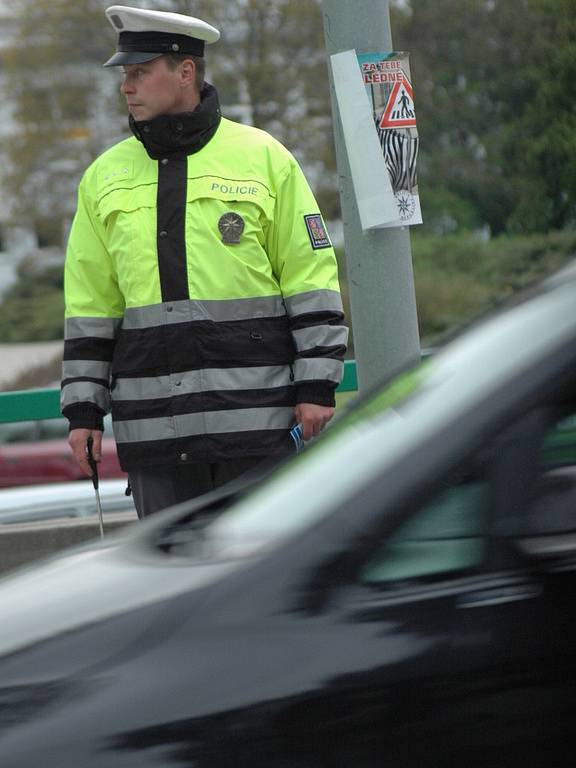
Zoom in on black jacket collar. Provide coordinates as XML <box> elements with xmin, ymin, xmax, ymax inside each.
<box><xmin>129</xmin><ymin>83</ymin><xmax>221</xmax><ymax>159</ymax></box>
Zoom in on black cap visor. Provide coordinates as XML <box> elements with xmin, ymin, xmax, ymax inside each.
<box><xmin>103</xmin><ymin>50</ymin><xmax>163</xmax><ymax>67</ymax></box>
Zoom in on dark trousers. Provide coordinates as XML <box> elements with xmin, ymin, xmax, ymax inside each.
<box><xmin>129</xmin><ymin>457</ymin><xmax>266</xmax><ymax>519</ymax></box>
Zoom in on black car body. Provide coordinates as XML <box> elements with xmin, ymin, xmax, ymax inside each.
<box><xmin>0</xmin><ymin>265</ymin><xmax>575</xmax><ymax>766</ymax></box>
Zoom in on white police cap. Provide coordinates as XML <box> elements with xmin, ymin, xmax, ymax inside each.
<box><xmin>103</xmin><ymin>5</ymin><xmax>220</xmax><ymax>67</ymax></box>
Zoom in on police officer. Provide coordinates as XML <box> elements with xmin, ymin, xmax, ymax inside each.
<box><xmin>62</xmin><ymin>5</ymin><xmax>348</xmax><ymax>517</ymax></box>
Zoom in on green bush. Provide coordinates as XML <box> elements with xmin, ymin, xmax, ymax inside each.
<box><xmin>411</xmin><ymin>230</ymin><xmax>576</xmax><ymax>343</ymax></box>
<box><xmin>0</xmin><ymin>259</ymin><xmax>64</xmax><ymax>342</ymax></box>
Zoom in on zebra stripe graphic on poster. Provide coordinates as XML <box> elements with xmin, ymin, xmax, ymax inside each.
<box><xmin>377</xmin><ymin>127</ymin><xmax>419</xmax><ymax>194</ymax></box>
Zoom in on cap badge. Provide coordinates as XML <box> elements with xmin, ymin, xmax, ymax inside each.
<box><xmin>218</xmin><ymin>212</ymin><xmax>245</xmax><ymax>245</ymax></box>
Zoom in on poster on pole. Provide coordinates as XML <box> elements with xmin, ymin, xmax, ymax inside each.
<box><xmin>330</xmin><ymin>50</ymin><xmax>398</xmax><ymax>230</ymax></box>
<box><xmin>357</xmin><ymin>51</ymin><xmax>422</xmax><ymax>227</ymax></box>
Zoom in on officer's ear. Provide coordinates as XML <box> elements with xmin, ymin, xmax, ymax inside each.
<box><xmin>179</xmin><ymin>58</ymin><xmax>197</xmax><ymax>88</ymax></box>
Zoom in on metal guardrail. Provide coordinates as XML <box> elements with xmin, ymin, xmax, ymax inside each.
<box><xmin>0</xmin><ymin>360</ymin><xmax>359</xmax><ymax>424</ymax></box>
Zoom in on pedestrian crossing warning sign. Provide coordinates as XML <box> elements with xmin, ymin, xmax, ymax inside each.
<box><xmin>379</xmin><ymin>77</ymin><xmax>416</xmax><ymax>129</ymax></box>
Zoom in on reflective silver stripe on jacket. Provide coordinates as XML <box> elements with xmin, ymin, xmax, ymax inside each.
<box><xmin>60</xmin><ymin>381</ymin><xmax>111</xmax><ymax>413</ymax></box>
<box><xmin>122</xmin><ymin>296</ymin><xmax>287</xmax><ymax>329</ymax></box>
<box><xmin>64</xmin><ymin>316</ymin><xmax>122</xmax><ymax>339</ymax></box>
<box><xmin>291</xmin><ymin>324</ymin><xmax>349</xmax><ymax>353</ymax></box>
<box><xmin>283</xmin><ymin>289</ymin><xmax>343</xmax><ymax>318</ymax></box>
<box><xmin>112</xmin><ymin>365</ymin><xmax>292</xmax><ymax>402</ymax></box>
<box><xmin>293</xmin><ymin>358</ymin><xmax>343</xmax><ymax>383</ymax></box>
<box><xmin>62</xmin><ymin>360</ymin><xmax>111</xmax><ymax>381</ymax></box>
<box><xmin>113</xmin><ymin>407</ymin><xmax>295</xmax><ymax>444</ymax></box>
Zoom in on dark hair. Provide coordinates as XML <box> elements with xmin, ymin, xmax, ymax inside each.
<box><xmin>163</xmin><ymin>53</ymin><xmax>205</xmax><ymax>91</ymax></box>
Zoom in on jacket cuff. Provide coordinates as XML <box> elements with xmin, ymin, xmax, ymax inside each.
<box><xmin>295</xmin><ymin>382</ymin><xmax>337</xmax><ymax>408</ymax></box>
<box><xmin>63</xmin><ymin>404</ymin><xmax>105</xmax><ymax>432</ymax></box>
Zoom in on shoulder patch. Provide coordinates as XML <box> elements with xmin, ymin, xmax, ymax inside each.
<box><xmin>304</xmin><ymin>214</ymin><xmax>332</xmax><ymax>250</ymax></box>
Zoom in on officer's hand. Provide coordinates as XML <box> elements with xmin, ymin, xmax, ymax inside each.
<box><xmin>68</xmin><ymin>428</ymin><xmax>103</xmax><ymax>478</ymax></box>
<box><xmin>294</xmin><ymin>403</ymin><xmax>335</xmax><ymax>441</ymax></box>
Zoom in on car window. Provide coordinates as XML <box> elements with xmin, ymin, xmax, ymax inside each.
<box><xmin>361</xmin><ymin>479</ymin><xmax>488</xmax><ymax>586</ymax></box>
<box><xmin>540</xmin><ymin>413</ymin><xmax>576</xmax><ymax>470</ymax></box>
<box><xmin>0</xmin><ymin>414</ymin><xmax>113</xmax><ymax>445</ymax></box>
<box><xmin>0</xmin><ymin>422</ymin><xmax>42</xmax><ymax>444</ymax></box>
<box><xmin>524</xmin><ymin>408</ymin><xmax>576</xmax><ymax>537</ymax></box>
<box><xmin>36</xmin><ymin>419</ymin><xmax>69</xmax><ymax>440</ymax></box>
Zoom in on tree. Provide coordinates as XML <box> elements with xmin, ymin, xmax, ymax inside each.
<box><xmin>395</xmin><ymin>0</ymin><xmax>576</xmax><ymax>234</ymax></box>
<box><xmin>1</xmin><ymin>0</ymin><xmax>125</xmax><ymax>239</ymax></box>
<box><xmin>0</xmin><ymin>259</ymin><xmax>64</xmax><ymax>342</ymax></box>
<box><xmin>501</xmin><ymin>0</ymin><xmax>576</xmax><ymax>232</ymax></box>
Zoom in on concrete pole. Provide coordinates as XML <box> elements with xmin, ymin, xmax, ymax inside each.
<box><xmin>321</xmin><ymin>0</ymin><xmax>421</xmax><ymax>393</ymax></box>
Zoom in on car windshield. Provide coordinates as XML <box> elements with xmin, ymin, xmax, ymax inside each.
<box><xmin>144</xmin><ymin>267</ymin><xmax>576</xmax><ymax>562</ymax></box>
<box><xmin>165</xmin><ymin>359</ymin><xmax>431</xmax><ymax>560</ymax></box>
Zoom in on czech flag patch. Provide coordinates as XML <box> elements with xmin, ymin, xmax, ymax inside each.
<box><xmin>304</xmin><ymin>214</ymin><xmax>332</xmax><ymax>250</ymax></box>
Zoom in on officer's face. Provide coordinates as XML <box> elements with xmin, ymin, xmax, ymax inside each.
<box><xmin>120</xmin><ymin>57</ymin><xmax>197</xmax><ymax>120</ymax></box>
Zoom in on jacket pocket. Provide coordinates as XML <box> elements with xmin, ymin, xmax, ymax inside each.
<box><xmin>185</xmin><ymin>177</ymin><xmax>280</xmax><ymax>298</ymax></box>
<box><xmin>96</xmin><ymin>184</ymin><xmax>161</xmax><ymax>306</ymax></box>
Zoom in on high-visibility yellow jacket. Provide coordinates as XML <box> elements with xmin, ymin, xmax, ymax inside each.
<box><xmin>61</xmin><ymin>87</ymin><xmax>347</xmax><ymax>470</ymax></box>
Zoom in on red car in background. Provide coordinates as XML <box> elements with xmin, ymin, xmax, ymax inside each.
<box><xmin>0</xmin><ymin>416</ymin><xmax>125</xmax><ymax>488</ymax></box>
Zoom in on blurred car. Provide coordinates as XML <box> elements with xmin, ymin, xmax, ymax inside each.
<box><xmin>0</xmin><ymin>479</ymin><xmax>136</xmax><ymax>524</ymax></box>
<box><xmin>0</xmin><ymin>414</ymin><xmax>125</xmax><ymax>487</ymax></box>
<box><xmin>0</xmin><ymin>264</ymin><xmax>575</xmax><ymax>766</ymax></box>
